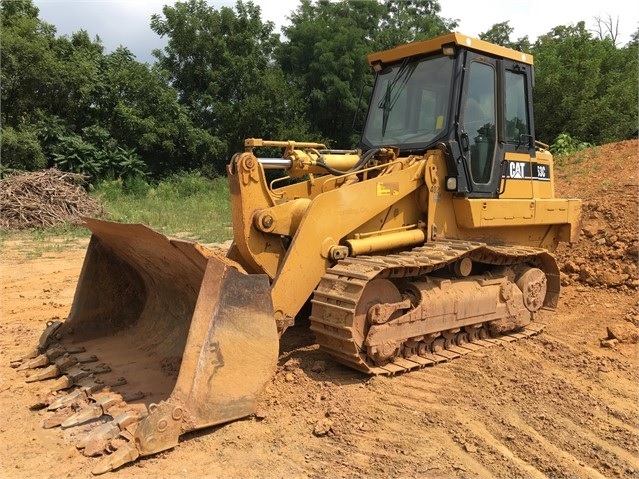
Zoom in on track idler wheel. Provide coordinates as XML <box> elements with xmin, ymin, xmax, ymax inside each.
<box><xmin>516</xmin><ymin>268</ymin><xmax>548</xmax><ymax>312</ymax></box>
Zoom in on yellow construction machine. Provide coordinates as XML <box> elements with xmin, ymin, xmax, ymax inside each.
<box><xmin>13</xmin><ymin>33</ymin><xmax>581</xmax><ymax>473</ymax></box>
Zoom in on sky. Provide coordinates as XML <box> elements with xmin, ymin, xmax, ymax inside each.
<box><xmin>33</xmin><ymin>0</ymin><xmax>638</xmax><ymax>64</ymax></box>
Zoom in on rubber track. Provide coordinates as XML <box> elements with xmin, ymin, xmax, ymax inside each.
<box><xmin>309</xmin><ymin>239</ymin><xmax>551</xmax><ymax>375</ymax></box>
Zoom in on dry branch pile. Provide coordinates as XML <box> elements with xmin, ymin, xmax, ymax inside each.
<box><xmin>0</xmin><ymin>169</ymin><xmax>104</xmax><ymax>229</ymax></box>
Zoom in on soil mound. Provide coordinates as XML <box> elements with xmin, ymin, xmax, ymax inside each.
<box><xmin>553</xmin><ymin>139</ymin><xmax>638</xmax><ymax>291</ymax></box>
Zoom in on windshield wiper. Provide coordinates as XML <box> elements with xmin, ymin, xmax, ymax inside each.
<box><xmin>378</xmin><ymin>57</ymin><xmax>415</xmax><ymax>136</ymax></box>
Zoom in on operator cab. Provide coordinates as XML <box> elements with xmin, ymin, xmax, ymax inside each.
<box><xmin>360</xmin><ymin>32</ymin><xmax>537</xmax><ymax>198</ymax></box>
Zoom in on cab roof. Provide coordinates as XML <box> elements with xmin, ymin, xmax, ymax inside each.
<box><xmin>367</xmin><ymin>32</ymin><xmax>533</xmax><ymax>66</ymax></box>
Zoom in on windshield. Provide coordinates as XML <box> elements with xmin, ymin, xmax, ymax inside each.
<box><xmin>361</xmin><ymin>55</ymin><xmax>454</xmax><ymax>150</ymax></box>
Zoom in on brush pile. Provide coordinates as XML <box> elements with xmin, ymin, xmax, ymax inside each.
<box><xmin>0</xmin><ymin>169</ymin><xmax>104</xmax><ymax>229</ymax></box>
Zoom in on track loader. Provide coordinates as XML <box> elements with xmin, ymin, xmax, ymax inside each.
<box><xmin>13</xmin><ymin>33</ymin><xmax>581</xmax><ymax>473</ymax></box>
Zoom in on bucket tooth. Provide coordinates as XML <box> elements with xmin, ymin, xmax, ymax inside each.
<box><xmin>10</xmin><ymin>348</ymin><xmax>39</xmax><ymax>367</ymax></box>
<box><xmin>48</xmin><ymin>376</ymin><xmax>126</xmax><ymax>411</ymax></box>
<box><xmin>53</xmin><ymin>353</ymin><xmax>81</xmax><ymax>371</ymax></box>
<box><xmin>18</xmin><ymin>345</ymin><xmax>90</xmax><ymax>371</ymax></box>
<box><xmin>91</xmin><ymin>442</ymin><xmax>139</xmax><ymax>475</ymax></box>
<box><xmin>24</xmin><ymin>353</ymin><xmax>81</xmax><ymax>383</ymax></box>
<box><xmin>106</xmin><ymin>377</ymin><xmax>127</xmax><ymax>388</ymax></box>
<box><xmin>121</xmin><ymin>391</ymin><xmax>145</xmax><ymax>402</ymax></box>
<box><xmin>47</xmin><ymin>375</ymin><xmax>74</xmax><ymax>393</ymax></box>
<box><xmin>17</xmin><ymin>353</ymin><xmax>50</xmax><ymax>371</ymax></box>
<box><xmin>64</xmin><ymin>346</ymin><xmax>88</xmax><ymax>355</ymax></box>
<box><xmin>48</xmin><ymin>389</ymin><xmax>88</xmax><ymax>411</ymax></box>
<box><xmin>77</xmin><ymin>354</ymin><xmax>99</xmax><ymax>364</ymax></box>
<box><xmin>77</xmin><ymin>410</ymin><xmax>148</xmax><ymax>456</ymax></box>
<box><xmin>61</xmin><ymin>394</ymin><xmax>124</xmax><ymax>428</ymax></box>
<box><xmin>87</xmin><ymin>363</ymin><xmax>112</xmax><ymax>375</ymax></box>
<box><xmin>16</xmin><ymin>347</ymin><xmax>62</xmax><ymax>371</ymax></box>
<box><xmin>60</xmin><ymin>404</ymin><xmax>106</xmax><ymax>428</ymax></box>
<box><xmin>25</xmin><ymin>364</ymin><xmax>60</xmax><ymax>382</ymax></box>
<box><xmin>43</xmin><ymin>410</ymin><xmax>75</xmax><ymax>429</ymax></box>
<box><xmin>45</xmin><ymin>366</ymin><xmax>92</xmax><ymax>393</ymax></box>
<box><xmin>77</xmin><ymin>422</ymin><xmax>119</xmax><ymax>455</ymax></box>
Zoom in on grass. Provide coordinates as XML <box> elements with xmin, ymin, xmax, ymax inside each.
<box><xmin>93</xmin><ymin>172</ymin><xmax>233</xmax><ymax>244</ymax></box>
<box><xmin>0</xmin><ymin>172</ymin><xmax>233</xmax><ymax>258</ymax></box>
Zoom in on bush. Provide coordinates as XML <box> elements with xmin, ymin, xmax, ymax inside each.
<box><xmin>550</xmin><ymin>133</ymin><xmax>593</xmax><ymax>157</ymax></box>
<box><xmin>0</xmin><ymin>126</ymin><xmax>47</xmax><ymax>174</ymax></box>
<box><xmin>156</xmin><ymin>172</ymin><xmax>214</xmax><ymax>199</ymax></box>
<box><xmin>122</xmin><ymin>175</ymin><xmax>151</xmax><ymax>198</ymax></box>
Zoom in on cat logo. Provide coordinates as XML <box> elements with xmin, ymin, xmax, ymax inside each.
<box><xmin>509</xmin><ymin>161</ymin><xmax>526</xmax><ymax>179</ymax></box>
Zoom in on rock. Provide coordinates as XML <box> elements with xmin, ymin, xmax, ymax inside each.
<box><xmin>564</xmin><ymin>260</ymin><xmax>581</xmax><ymax>273</ymax></box>
<box><xmin>606</xmin><ymin>324</ymin><xmax>639</xmax><ymax>344</ymax></box>
<box><xmin>600</xmin><ymin>338</ymin><xmax>618</xmax><ymax>349</ymax></box>
<box><xmin>82</xmin><ymin>438</ymin><xmax>107</xmax><ymax>457</ymax></box>
<box><xmin>285</xmin><ymin>373</ymin><xmax>296</xmax><ymax>382</ymax></box>
<box><xmin>283</xmin><ymin>359</ymin><xmax>300</xmax><ymax>371</ymax></box>
<box><xmin>597</xmin><ymin>360</ymin><xmax>613</xmax><ymax>373</ymax></box>
<box><xmin>313</xmin><ymin>418</ymin><xmax>333</xmax><ymax>436</ymax></box>
<box><xmin>310</xmin><ymin>360</ymin><xmax>326</xmax><ymax>373</ymax></box>
<box><xmin>626</xmin><ymin>243</ymin><xmax>639</xmax><ymax>257</ymax></box>
<box><xmin>464</xmin><ymin>443</ymin><xmax>477</xmax><ymax>453</ymax></box>
<box><xmin>601</xmin><ymin>271</ymin><xmax>629</xmax><ymax>287</ymax></box>
<box><xmin>579</xmin><ymin>267</ymin><xmax>596</xmax><ymax>284</ymax></box>
<box><xmin>582</xmin><ymin>223</ymin><xmax>604</xmax><ymax>237</ymax></box>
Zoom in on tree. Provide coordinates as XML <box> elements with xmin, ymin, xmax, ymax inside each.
<box><xmin>1</xmin><ymin>0</ymin><xmax>60</xmax><ymax>126</ymax></box>
<box><xmin>592</xmin><ymin>14</ymin><xmax>620</xmax><ymax>45</ymax></box>
<box><xmin>278</xmin><ymin>1</ymin><xmax>379</xmax><ymax>147</ymax></box>
<box><xmin>89</xmin><ymin>47</ymin><xmax>220</xmax><ymax>177</ymax></box>
<box><xmin>376</xmin><ymin>0</ymin><xmax>457</xmax><ymax>51</ymax></box>
<box><xmin>278</xmin><ymin>0</ymin><xmax>456</xmax><ymax>148</ymax></box>
<box><xmin>150</xmin><ymin>0</ymin><xmax>310</xmax><ymax>171</ymax></box>
<box><xmin>0</xmin><ymin>0</ymin><xmax>221</xmax><ymax>179</ymax></box>
<box><xmin>532</xmin><ymin>22</ymin><xmax>638</xmax><ymax>145</ymax></box>
<box><xmin>479</xmin><ymin>21</ymin><xmax>531</xmax><ymax>51</ymax></box>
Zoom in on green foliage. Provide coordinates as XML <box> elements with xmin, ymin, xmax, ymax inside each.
<box><xmin>478</xmin><ymin>21</ymin><xmax>531</xmax><ymax>51</ymax></box>
<box><xmin>531</xmin><ymin>22</ymin><xmax>638</xmax><ymax>145</ymax></box>
<box><xmin>0</xmin><ymin>125</ymin><xmax>47</xmax><ymax>173</ymax></box>
<box><xmin>549</xmin><ymin>133</ymin><xmax>593</xmax><ymax>158</ymax></box>
<box><xmin>279</xmin><ymin>0</ymin><xmax>381</xmax><ymax>147</ymax></box>
<box><xmin>150</xmin><ymin>0</ymin><xmax>309</xmax><ymax>167</ymax></box>
<box><xmin>279</xmin><ymin>0</ymin><xmax>457</xmax><ymax>148</ymax></box>
<box><xmin>50</xmin><ymin>127</ymin><xmax>147</xmax><ymax>183</ymax></box>
<box><xmin>1</xmin><ymin>1</ymin><xmax>214</xmax><ymax>179</ymax></box>
<box><xmin>154</xmin><ymin>172</ymin><xmax>215</xmax><ymax>199</ymax></box>
<box><xmin>1</xmin><ymin>0</ymin><xmax>637</xmax><ymax>185</ymax></box>
<box><xmin>377</xmin><ymin>0</ymin><xmax>458</xmax><ymax>50</ymax></box>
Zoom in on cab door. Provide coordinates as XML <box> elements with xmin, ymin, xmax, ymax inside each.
<box><xmin>459</xmin><ymin>54</ymin><xmax>500</xmax><ymax>197</ymax></box>
<box><xmin>459</xmin><ymin>53</ymin><xmax>538</xmax><ymax>199</ymax></box>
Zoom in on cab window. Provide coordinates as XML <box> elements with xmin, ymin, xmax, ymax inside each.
<box><xmin>461</xmin><ymin>62</ymin><xmax>496</xmax><ymax>184</ymax></box>
<box><xmin>505</xmin><ymin>71</ymin><xmax>530</xmax><ymax>142</ymax></box>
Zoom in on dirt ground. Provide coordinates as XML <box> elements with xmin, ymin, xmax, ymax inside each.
<box><xmin>1</xmin><ymin>141</ymin><xmax>637</xmax><ymax>479</ymax></box>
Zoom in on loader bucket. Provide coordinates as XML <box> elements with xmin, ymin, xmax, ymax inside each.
<box><xmin>19</xmin><ymin>218</ymin><xmax>278</xmax><ymax>473</ymax></box>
